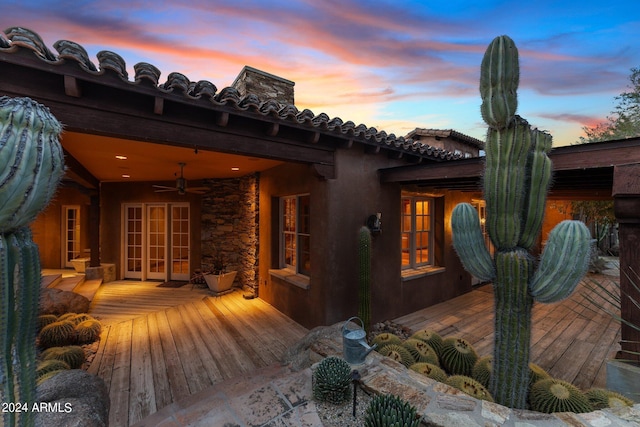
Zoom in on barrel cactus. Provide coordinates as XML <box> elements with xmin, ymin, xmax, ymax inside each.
<box><xmin>41</xmin><ymin>345</ymin><xmax>86</xmax><ymax>370</ymax></box>
<box><xmin>472</xmin><ymin>356</ymin><xmax>492</xmax><ymax>388</ymax></box>
<box><xmin>409</xmin><ymin>362</ymin><xmax>448</xmax><ymax>383</ymax></box>
<box><xmin>584</xmin><ymin>388</ymin><xmax>634</xmax><ymax>410</ymax></box>
<box><xmin>446</xmin><ymin>375</ymin><xmax>494</xmax><ymax>402</ymax></box>
<box><xmin>379</xmin><ymin>344</ymin><xmax>415</xmax><ymax>367</ymax></box>
<box><xmin>37</xmin><ymin>314</ymin><xmax>59</xmax><ymax>331</ymax></box>
<box><xmin>36</xmin><ymin>359</ymin><xmax>70</xmax><ymax>381</ymax></box>
<box><xmin>372</xmin><ymin>332</ymin><xmax>403</xmax><ymax>348</ymax></box>
<box><xmin>38</xmin><ymin>320</ymin><xmax>76</xmax><ymax>348</ymax></box>
<box><xmin>75</xmin><ymin>319</ymin><xmax>102</xmax><ymax>344</ymax></box>
<box><xmin>402</xmin><ymin>339</ymin><xmax>439</xmax><ymax>365</ymax></box>
<box><xmin>529</xmin><ymin>378</ymin><xmax>592</xmax><ymax>414</ymax></box>
<box><xmin>439</xmin><ymin>337</ymin><xmax>478</xmax><ymax>377</ymax></box>
<box><xmin>312</xmin><ymin>356</ymin><xmax>352</xmax><ymax>404</ymax></box>
<box><xmin>0</xmin><ymin>96</ymin><xmax>65</xmax><ymax>427</ymax></box>
<box><xmin>451</xmin><ymin>35</ymin><xmax>591</xmax><ymax>408</ymax></box>
<box><xmin>358</xmin><ymin>226</ymin><xmax>372</xmax><ymax>332</ymax></box>
<box><xmin>364</xmin><ymin>394</ymin><xmax>420</xmax><ymax>427</ymax></box>
<box><xmin>409</xmin><ymin>329</ymin><xmax>443</xmax><ymax>356</ymax></box>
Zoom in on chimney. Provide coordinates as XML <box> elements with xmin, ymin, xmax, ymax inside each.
<box><xmin>232</xmin><ymin>65</ymin><xmax>295</xmax><ymax>105</ymax></box>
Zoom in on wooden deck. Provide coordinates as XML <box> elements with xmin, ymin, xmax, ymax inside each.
<box><xmin>86</xmin><ymin>282</ymin><xmax>308</xmax><ymax>427</ymax></box>
<box><xmin>394</xmin><ymin>273</ymin><xmax>621</xmax><ymax>391</ymax></box>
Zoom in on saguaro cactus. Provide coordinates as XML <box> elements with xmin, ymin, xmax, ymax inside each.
<box><xmin>0</xmin><ymin>96</ymin><xmax>65</xmax><ymax>427</ymax></box>
<box><xmin>358</xmin><ymin>226</ymin><xmax>372</xmax><ymax>332</ymax></box>
<box><xmin>451</xmin><ymin>36</ymin><xmax>591</xmax><ymax>408</ymax></box>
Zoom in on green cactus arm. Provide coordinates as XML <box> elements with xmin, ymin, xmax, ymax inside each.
<box><xmin>0</xmin><ymin>233</ymin><xmax>17</xmax><ymax>427</ymax></box>
<box><xmin>451</xmin><ymin>203</ymin><xmax>495</xmax><ymax>281</ymax></box>
<box><xmin>529</xmin><ymin>220</ymin><xmax>591</xmax><ymax>303</ymax></box>
<box><xmin>518</xmin><ymin>129</ymin><xmax>553</xmax><ymax>249</ymax></box>
<box><xmin>483</xmin><ymin>117</ymin><xmax>532</xmax><ymax>248</ymax></box>
<box><xmin>480</xmin><ymin>35</ymin><xmax>519</xmax><ymax>129</ymax></box>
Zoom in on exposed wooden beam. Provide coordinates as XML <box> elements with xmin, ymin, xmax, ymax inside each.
<box><xmin>63</xmin><ymin>75</ymin><xmax>81</xmax><ymax>98</ymax></box>
<box><xmin>62</xmin><ymin>148</ymin><xmax>100</xmax><ymax>189</ymax></box>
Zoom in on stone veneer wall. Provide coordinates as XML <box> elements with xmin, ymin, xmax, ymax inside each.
<box><xmin>201</xmin><ymin>174</ymin><xmax>259</xmax><ymax>292</ymax></box>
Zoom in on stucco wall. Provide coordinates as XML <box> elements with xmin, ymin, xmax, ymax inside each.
<box><xmin>258</xmin><ymin>146</ymin><xmax>476</xmax><ymax>328</ymax></box>
<box><xmin>31</xmin><ymin>186</ymin><xmax>91</xmax><ymax>269</ymax></box>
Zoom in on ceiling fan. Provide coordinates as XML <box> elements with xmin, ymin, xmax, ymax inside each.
<box><xmin>152</xmin><ymin>162</ymin><xmax>209</xmax><ymax>195</ymax></box>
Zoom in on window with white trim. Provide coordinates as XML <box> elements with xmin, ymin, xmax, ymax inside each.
<box><xmin>281</xmin><ymin>195</ymin><xmax>310</xmax><ymax>276</ymax></box>
<box><xmin>401</xmin><ymin>197</ymin><xmax>434</xmax><ymax>269</ymax></box>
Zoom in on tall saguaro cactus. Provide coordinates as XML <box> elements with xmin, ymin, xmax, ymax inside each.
<box><xmin>451</xmin><ymin>36</ymin><xmax>591</xmax><ymax>408</ymax></box>
<box><xmin>0</xmin><ymin>96</ymin><xmax>65</xmax><ymax>427</ymax></box>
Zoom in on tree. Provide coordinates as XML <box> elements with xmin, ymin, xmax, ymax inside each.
<box><xmin>578</xmin><ymin>67</ymin><xmax>640</xmax><ymax>143</ymax></box>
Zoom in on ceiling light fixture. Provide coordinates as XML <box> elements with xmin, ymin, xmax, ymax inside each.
<box><xmin>115</xmin><ymin>155</ymin><xmax>127</xmax><ymax>160</ymax></box>
<box><xmin>122</xmin><ymin>174</ymin><xmax>130</xmax><ymax>178</ymax></box>
<box><xmin>231</xmin><ymin>167</ymin><xmax>240</xmax><ymax>171</ymax></box>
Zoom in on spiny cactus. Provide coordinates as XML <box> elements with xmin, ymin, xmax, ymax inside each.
<box><xmin>37</xmin><ymin>314</ymin><xmax>59</xmax><ymax>331</ymax></box>
<box><xmin>402</xmin><ymin>339</ymin><xmax>439</xmax><ymax>365</ymax></box>
<box><xmin>312</xmin><ymin>356</ymin><xmax>352</xmax><ymax>404</ymax></box>
<box><xmin>75</xmin><ymin>319</ymin><xmax>102</xmax><ymax>344</ymax></box>
<box><xmin>409</xmin><ymin>363</ymin><xmax>448</xmax><ymax>383</ymax></box>
<box><xmin>379</xmin><ymin>344</ymin><xmax>415</xmax><ymax>367</ymax></box>
<box><xmin>584</xmin><ymin>388</ymin><xmax>634</xmax><ymax>410</ymax></box>
<box><xmin>372</xmin><ymin>332</ymin><xmax>403</xmax><ymax>348</ymax></box>
<box><xmin>66</xmin><ymin>312</ymin><xmax>94</xmax><ymax>325</ymax></box>
<box><xmin>450</xmin><ymin>35</ymin><xmax>591</xmax><ymax>408</ymax></box>
<box><xmin>472</xmin><ymin>356</ymin><xmax>492</xmax><ymax>389</ymax></box>
<box><xmin>38</xmin><ymin>320</ymin><xmax>76</xmax><ymax>348</ymax></box>
<box><xmin>364</xmin><ymin>394</ymin><xmax>420</xmax><ymax>427</ymax></box>
<box><xmin>446</xmin><ymin>375</ymin><xmax>494</xmax><ymax>402</ymax></box>
<box><xmin>41</xmin><ymin>346</ymin><xmax>86</xmax><ymax>370</ymax></box>
<box><xmin>439</xmin><ymin>337</ymin><xmax>478</xmax><ymax>377</ymax></box>
<box><xmin>36</xmin><ymin>359</ymin><xmax>70</xmax><ymax>381</ymax></box>
<box><xmin>358</xmin><ymin>226</ymin><xmax>372</xmax><ymax>332</ymax></box>
<box><xmin>528</xmin><ymin>363</ymin><xmax>551</xmax><ymax>388</ymax></box>
<box><xmin>529</xmin><ymin>378</ymin><xmax>592</xmax><ymax>414</ymax></box>
<box><xmin>0</xmin><ymin>96</ymin><xmax>64</xmax><ymax>427</ymax></box>
<box><xmin>409</xmin><ymin>329</ymin><xmax>443</xmax><ymax>356</ymax></box>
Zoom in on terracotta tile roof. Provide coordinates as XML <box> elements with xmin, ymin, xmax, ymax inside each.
<box><xmin>0</xmin><ymin>27</ymin><xmax>484</xmax><ymax>162</ymax></box>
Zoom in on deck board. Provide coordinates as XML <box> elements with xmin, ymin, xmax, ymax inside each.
<box><xmin>394</xmin><ymin>273</ymin><xmax>621</xmax><ymax>390</ymax></box>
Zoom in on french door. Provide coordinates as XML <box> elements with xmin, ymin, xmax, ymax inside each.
<box><xmin>123</xmin><ymin>203</ymin><xmax>190</xmax><ymax>281</ymax></box>
<box><xmin>62</xmin><ymin>205</ymin><xmax>81</xmax><ymax>268</ymax></box>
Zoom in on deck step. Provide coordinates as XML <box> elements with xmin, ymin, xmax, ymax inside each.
<box><xmin>74</xmin><ymin>278</ymin><xmax>103</xmax><ymax>302</ymax></box>
<box><xmin>53</xmin><ymin>274</ymin><xmax>86</xmax><ymax>292</ymax></box>
<box><xmin>41</xmin><ymin>274</ymin><xmax>62</xmax><ymax>289</ymax></box>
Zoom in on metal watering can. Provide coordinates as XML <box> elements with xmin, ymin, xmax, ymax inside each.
<box><xmin>342</xmin><ymin>317</ymin><xmax>377</xmax><ymax>365</ymax></box>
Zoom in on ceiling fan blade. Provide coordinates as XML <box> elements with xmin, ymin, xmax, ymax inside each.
<box><xmin>153</xmin><ymin>184</ymin><xmax>176</xmax><ymax>190</ymax></box>
<box><xmin>187</xmin><ymin>186</ymin><xmax>210</xmax><ymax>192</ymax></box>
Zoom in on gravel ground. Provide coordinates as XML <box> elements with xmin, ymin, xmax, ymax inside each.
<box><xmin>315</xmin><ymin>387</ymin><xmax>374</xmax><ymax>427</ymax></box>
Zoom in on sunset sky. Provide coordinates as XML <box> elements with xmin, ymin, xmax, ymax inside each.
<box><xmin>2</xmin><ymin>0</ymin><xmax>639</xmax><ymax>146</ymax></box>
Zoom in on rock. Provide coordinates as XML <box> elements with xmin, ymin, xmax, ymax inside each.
<box><xmin>40</xmin><ymin>288</ymin><xmax>90</xmax><ymax>315</ymax></box>
<box><xmin>35</xmin><ymin>369</ymin><xmax>109</xmax><ymax>427</ymax></box>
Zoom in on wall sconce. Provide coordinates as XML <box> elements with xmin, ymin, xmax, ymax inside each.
<box><xmin>367</xmin><ymin>213</ymin><xmax>382</xmax><ymax>235</ymax></box>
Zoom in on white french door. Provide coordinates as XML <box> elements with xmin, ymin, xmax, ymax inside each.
<box><xmin>62</xmin><ymin>205</ymin><xmax>81</xmax><ymax>268</ymax></box>
<box><xmin>123</xmin><ymin>203</ymin><xmax>190</xmax><ymax>281</ymax></box>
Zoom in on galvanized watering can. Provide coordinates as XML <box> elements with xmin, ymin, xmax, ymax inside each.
<box><xmin>342</xmin><ymin>317</ymin><xmax>377</xmax><ymax>365</ymax></box>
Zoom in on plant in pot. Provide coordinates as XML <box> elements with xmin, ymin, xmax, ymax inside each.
<box><xmin>203</xmin><ymin>250</ymin><xmax>237</xmax><ymax>295</ymax></box>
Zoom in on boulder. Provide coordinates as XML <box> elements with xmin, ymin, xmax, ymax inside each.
<box><xmin>40</xmin><ymin>288</ymin><xmax>90</xmax><ymax>315</ymax></box>
<box><xmin>35</xmin><ymin>369</ymin><xmax>109</xmax><ymax>427</ymax></box>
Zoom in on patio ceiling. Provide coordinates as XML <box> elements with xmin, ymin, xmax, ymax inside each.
<box><xmin>61</xmin><ymin>130</ymin><xmax>283</xmax><ymax>183</ymax></box>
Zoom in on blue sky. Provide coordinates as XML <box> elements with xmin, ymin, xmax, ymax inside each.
<box><xmin>2</xmin><ymin>0</ymin><xmax>639</xmax><ymax>146</ymax></box>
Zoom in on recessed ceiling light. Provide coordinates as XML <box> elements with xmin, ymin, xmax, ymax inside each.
<box><xmin>115</xmin><ymin>155</ymin><xmax>127</xmax><ymax>160</ymax></box>
<box><xmin>231</xmin><ymin>167</ymin><xmax>240</xmax><ymax>171</ymax></box>
<box><xmin>122</xmin><ymin>174</ymin><xmax>130</xmax><ymax>178</ymax></box>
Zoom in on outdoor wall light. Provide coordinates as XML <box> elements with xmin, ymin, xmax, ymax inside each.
<box><xmin>367</xmin><ymin>212</ymin><xmax>382</xmax><ymax>235</ymax></box>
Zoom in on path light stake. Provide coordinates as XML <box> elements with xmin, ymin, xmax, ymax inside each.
<box><xmin>451</xmin><ymin>36</ymin><xmax>591</xmax><ymax>408</ymax></box>
<box><xmin>0</xmin><ymin>97</ymin><xmax>65</xmax><ymax>427</ymax></box>
<box><xmin>351</xmin><ymin>369</ymin><xmax>361</xmax><ymax>418</ymax></box>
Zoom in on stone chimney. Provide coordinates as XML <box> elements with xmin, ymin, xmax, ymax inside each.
<box><xmin>232</xmin><ymin>65</ymin><xmax>295</xmax><ymax>105</ymax></box>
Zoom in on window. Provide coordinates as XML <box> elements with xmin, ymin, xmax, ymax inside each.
<box><xmin>401</xmin><ymin>197</ymin><xmax>433</xmax><ymax>269</ymax></box>
<box><xmin>281</xmin><ymin>195</ymin><xmax>310</xmax><ymax>276</ymax></box>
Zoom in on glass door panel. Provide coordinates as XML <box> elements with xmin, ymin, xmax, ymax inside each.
<box><xmin>124</xmin><ymin>204</ymin><xmax>143</xmax><ymax>279</ymax></box>
<box><xmin>171</xmin><ymin>204</ymin><xmax>190</xmax><ymax>280</ymax></box>
<box><xmin>62</xmin><ymin>205</ymin><xmax>81</xmax><ymax>268</ymax></box>
<box><xmin>146</xmin><ymin>205</ymin><xmax>167</xmax><ymax>280</ymax></box>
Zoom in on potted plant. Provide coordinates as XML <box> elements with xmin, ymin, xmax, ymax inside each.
<box><xmin>202</xmin><ymin>251</ymin><xmax>237</xmax><ymax>294</ymax></box>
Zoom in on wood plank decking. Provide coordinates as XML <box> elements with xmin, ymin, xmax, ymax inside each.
<box><xmin>87</xmin><ymin>283</ymin><xmax>308</xmax><ymax>427</ymax></box>
<box><xmin>394</xmin><ymin>273</ymin><xmax>621</xmax><ymax>391</ymax></box>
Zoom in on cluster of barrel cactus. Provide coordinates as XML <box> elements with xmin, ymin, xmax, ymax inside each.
<box><xmin>0</xmin><ymin>96</ymin><xmax>65</xmax><ymax>427</ymax></box>
<box><xmin>364</xmin><ymin>394</ymin><xmax>420</xmax><ymax>427</ymax></box>
<box><xmin>37</xmin><ymin>312</ymin><xmax>102</xmax><ymax>348</ymax></box>
<box><xmin>450</xmin><ymin>35</ymin><xmax>592</xmax><ymax>408</ymax></box>
<box><xmin>358</xmin><ymin>226</ymin><xmax>372</xmax><ymax>332</ymax></box>
<box><xmin>312</xmin><ymin>356</ymin><xmax>353</xmax><ymax>404</ymax></box>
